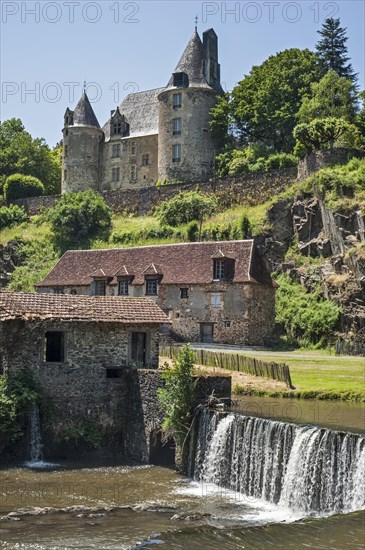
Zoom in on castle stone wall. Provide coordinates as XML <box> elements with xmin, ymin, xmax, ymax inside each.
<box><xmin>158</xmin><ymin>88</ymin><xmax>218</xmax><ymax>182</ymax></box>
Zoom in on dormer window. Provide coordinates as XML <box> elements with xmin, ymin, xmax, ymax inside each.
<box><xmin>214</xmin><ymin>259</ymin><xmax>225</xmax><ymax>280</ymax></box>
<box><xmin>173</xmin><ymin>72</ymin><xmax>188</xmax><ymax>88</ymax></box>
<box><xmin>113</xmin><ymin>121</ymin><xmax>122</xmax><ymax>135</ymax></box>
<box><xmin>146</xmin><ymin>278</ymin><xmax>158</xmax><ymax>296</ymax></box>
<box><xmin>118</xmin><ymin>280</ymin><xmax>129</xmax><ymax>295</ymax></box>
<box><xmin>94</xmin><ymin>280</ymin><xmax>106</xmax><ymax>296</ymax></box>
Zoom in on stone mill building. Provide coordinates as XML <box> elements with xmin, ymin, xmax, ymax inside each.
<box><xmin>62</xmin><ymin>27</ymin><xmax>223</xmax><ymax>193</ymax></box>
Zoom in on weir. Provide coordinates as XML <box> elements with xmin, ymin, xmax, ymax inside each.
<box><xmin>189</xmin><ymin>410</ymin><xmax>365</xmax><ymax>515</ymax></box>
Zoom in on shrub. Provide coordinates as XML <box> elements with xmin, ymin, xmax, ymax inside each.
<box><xmin>275</xmin><ymin>274</ymin><xmax>341</xmax><ymax>347</ymax></box>
<box><xmin>0</xmin><ymin>204</ymin><xmax>28</xmax><ymax>230</ymax></box>
<box><xmin>49</xmin><ymin>190</ymin><xmax>112</xmax><ymax>251</ymax></box>
<box><xmin>157</xmin><ymin>191</ymin><xmax>217</xmax><ymax>227</ymax></box>
<box><xmin>4</xmin><ymin>174</ymin><xmax>44</xmax><ymax>202</ymax></box>
<box><xmin>265</xmin><ymin>153</ymin><xmax>298</xmax><ymax>170</ymax></box>
<box><xmin>157</xmin><ymin>345</ymin><xmax>196</xmax><ymax>450</ymax></box>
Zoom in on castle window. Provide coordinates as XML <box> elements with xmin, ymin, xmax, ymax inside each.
<box><xmin>64</xmin><ymin>145</ymin><xmax>68</xmax><ymax>157</ymax></box>
<box><xmin>172</xmin><ymin>144</ymin><xmax>181</xmax><ymax>163</ymax></box>
<box><xmin>113</xmin><ymin>121</ymin><xmax>122</xmax><ymax>135</ymax></box>
<box><xmin>65</xmin><ymin>129</ymin><xmax>68</xmax><ymax>136</ymax></box>
<box><xmin>142</xmin><ymin>154</ymin><xmax>150</xmax><ymax>166</ymax></box>
<box><xmin>112</xmin><ymin>143</ymin><xmax>121</xmax><ymax>158</ymax></box>
<box><xmin>213</xmin><ymin>259</ymin><xmax>225</xmax><ymax>280</ymax></box>
<box><xmin>173</xmin><ymin>118</ymin><xmax>181</xmax><ymax>136</ymax></box>
<box><xmin>112</xmin><ymin>167</ymin><xmax>120</xmax><ymax>182</ymax></box>
<box><xmin>118</xmin><ymin>280</ymin><xmax>129</xmax><ymax>295</ymax></box>
<box><xmin>173</xmin><ymin>72</ymin><xmax>188</xmax><ymax>88</ymax></box>
<box><xmin>64</xmin><ymin>169</ymin><xmax>67</xmax><ymax>181</ymax></box>
<box><xmin>173</xmin><ymin>93</ymin><xmax>182</xmax><ymax>108</ymax></box>
<box><xmin>94</xmin><ymin>280</ymin><xmax>106</xmax><ymax>296</ymax></box>
<box><xmin>131</xmin><ymin>141</ymin><xmax>137</xmax><ymax>155</ymax></box>
<box><xmin>131</xmin><ymin>165</ymin><xmax>137</xmax><ymax>181</ymax></box>
<box><xmin>180</xmin><ymin>287</ymin><xmax>188</xmax><ymax>299</ymax></box>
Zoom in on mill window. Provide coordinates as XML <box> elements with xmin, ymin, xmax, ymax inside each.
<box><xmin>172</xmin><ymin>144</ymin><xmax>181</xmax><ymax>163</ymax></box>
<box><xmin>173</xmin><ymin>93</ymin><xmax>182</xmax><ymax>108</ymax></box>
<box><xmin>173</xmin><ymin>118</ymin><xmax>181</xmax><ymax>136</ymax></box>
<box><xmin>180</xmin><ymin>287</ymin><xmax>188</xmax><ymax>299</ymax></box>
<box><xmin>53</xmin><ymin>288</ymin><xmax>64</xmax><ymax>295</ymax></box>
<box><xmin>112</xmin><ymin>143</ymin><xmax>121</xmax><ymax>158</ymax></box>
<box><xmin>211</xmin><ymin>293</ymin><xmax>221</xmax><ymax>308</ymax></box>
<box><xmin>142</xmin><ymin>153</ymin><xmax>150</xmax><ymax>166</ymax></box>
<box><xmin>131</xmin><ymin>141</ymin><xmax>137</xmax><ymax>155</ymax></box>
<box><xmin>131</xmin><ymin>165</ymin><xmax>137</xmax><ymax>181</ymax></box>
<box><xmin>44</xmin><ymin>331</ymin><xmax>65</xmax><ymax>363</ymax></box>
<box><xmin>94</xmin><ymin>280</ymin><xmax>106</xmax><ymax>296</ymax></box>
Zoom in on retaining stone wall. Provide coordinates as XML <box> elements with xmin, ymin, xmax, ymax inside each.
<box><xmin>14</xmin><ymin>168</ymin><xmax>297</xmax><ymax>216</ymax></box>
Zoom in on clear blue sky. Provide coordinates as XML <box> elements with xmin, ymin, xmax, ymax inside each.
<box><xmin>1</xmin><ymin>0</ymin><xmax>364</xmax><ymax>147</ymax></box>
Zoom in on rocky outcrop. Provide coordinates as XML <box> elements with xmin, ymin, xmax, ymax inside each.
<box><xmin>257</xmin><ymin>192</ymin><xmax>365</xmax><ymax>353</ymax></box>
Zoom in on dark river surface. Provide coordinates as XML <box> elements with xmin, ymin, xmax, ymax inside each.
<box><xmin>1</xmin><ymin>396</ymin><xmax>364</xmax><ymax>549</ymax></box>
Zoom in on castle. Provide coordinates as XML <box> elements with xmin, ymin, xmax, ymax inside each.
<box><xmin>62</xmin><ymin>27</ymin><xmax>223</xmax><ymax>193</ymax></box>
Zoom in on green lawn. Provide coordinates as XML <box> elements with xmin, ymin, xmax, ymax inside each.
<box><xmin>244</xmin><ymin>351</ymin><xmax>365</xmax><ymax>397</ymax></box>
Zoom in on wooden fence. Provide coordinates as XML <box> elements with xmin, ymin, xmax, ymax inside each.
<box><xmin>160</xmin><ymin>345</ymin><xmax>293</xmax><ymax>389</ymax></box>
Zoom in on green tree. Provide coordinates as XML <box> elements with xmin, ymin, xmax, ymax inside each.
<box><xmin>209</xmin><ymin>92</ymin><xmax>234</xmax><ymax>150</ymax></box>
<box><xmin>0</xmin><ymin>118</ymin><xmax>61</xmax><ymax>195</ymax></box>
<box><xmin>316</xmin><ymin>18</ymin><xmax>357</xmax><ymax>84</ymax></box>
<box><xmin>157</xmin><ymin>345</ymin><xmax>195</xmax><ymax>450</ymax></box>
<box><xmin>294</xmin><ymin>117</ymin><xmax>355</xmax><ymax>153</ymax></box>
<box><xmin>298</xmin><ymin>70</ymin><xmax>357</xmax><ymax>123</ymax></box>
<box><xmin>49</xmin><ymin>190</ymin><xmax>112</xmax><ymax>252</ymax></box>
<box><xmin>157</xmin><ymin>191</ymin><xmax>217</xmax><ymax>236</ymax></box>
<box><xmin>229</xmin><ymin>49</ymin><xmax>320</xmax><ymax>152</ymax></box>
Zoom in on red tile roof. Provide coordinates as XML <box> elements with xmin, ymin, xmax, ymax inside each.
<box><xmin>37</xmin><ymin>240</ymin><xmax>274</xmax><ymax>288</ymax></box>
<box><xmin>0</xmin><ymin>292</ymin><xmax>169</xmax><ymax>324</ymax></box>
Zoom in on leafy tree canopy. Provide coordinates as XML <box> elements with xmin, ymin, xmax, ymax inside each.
<box><xmin>229</xmin><ymin>48</ymin><xmax>320</xmax><ymax>152</ymax></box>
<box><xmin>49</xmin><ymin>190</ymin><xmax>112</xmax><ymax>252</ymax></box>
<box><xmin>157</xmin><ymin>191</ymin><xmax>217</xmax><ymax>228</ymax></box>
<box><xmin>294</xmin><ymin>117</ymin><xmax>355</xmax><ymax>153</ymax></box>
<box><xmin>4</xmin><ymin>174</ymin><xmax>44</xmax><ymax>202</ymax></box>
<box><xmin>0</xmin><ymin>118</ymin><xmax>61</xmax><ymax>195</ymax></box>
<box><xmin>298</xmin><ymin>70</ymin><xmax>357</xmax><ymax>124</ymax></box>
<box><xmin>316</xmin><ymin>18</ymin><xmax>357</xmax><ymax>84</ymax></box>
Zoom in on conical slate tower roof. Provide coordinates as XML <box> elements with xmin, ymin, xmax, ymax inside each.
<box><xmin>167</xmin><ymin>30</ymin><xmax>210</xmax><ymax>89</ymax></box>
<box><xmin>73</xmin><ymin>92</ymin><xmax>101</xmax><ymax>128</ymax></box>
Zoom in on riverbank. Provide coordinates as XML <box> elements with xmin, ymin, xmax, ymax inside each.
<box><xmin>161</xmin><ymin>350</ymin><xmax>365</xmax><ymax>402</ymax></box>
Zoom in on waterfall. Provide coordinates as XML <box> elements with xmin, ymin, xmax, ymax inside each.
<box><xmin>190</xmin><ymin>410</ymin><xmax>365</xmax><ymax>515</ymax></box>
<box><xmin>28</xmin><ymin>404</ymin><xmax>44</xmax><ymax>463</ymax></box>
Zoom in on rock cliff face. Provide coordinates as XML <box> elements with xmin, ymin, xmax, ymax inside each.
<box><xmin>255</xmin><ymin>192</ymin><xmax>365</xmax><ymax>353</ymax></box>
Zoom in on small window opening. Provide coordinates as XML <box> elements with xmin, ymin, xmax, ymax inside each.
<box><xmin>106</xmin><ymin>368</ymin><xmax>122</xmax><ymax>379</ymax></box>
<box><xmin>44</xmin><ymin>331</ymin><xmax>65</xmax><ymax>363</ymax></box>
<box><xmin>180</xmin><ymin>288</ymin><xmax>188</xmax><ymax>299</ymax></box>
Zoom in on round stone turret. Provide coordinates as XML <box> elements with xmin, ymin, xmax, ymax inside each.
<box><xmin>157</xmin><ymin>29</ymin><xmax>222</xmax><ymax>183</ymax></box>
<box><xmin>62</xmin><ymin>92</ymin><xmax>104</xmax><ymax>193</ymax></box>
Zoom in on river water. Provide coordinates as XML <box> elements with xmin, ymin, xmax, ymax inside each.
<box><xmin>1</xmin><ymin>397</ymin><xmax>364</xmax><ymax>549</ymax></box>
